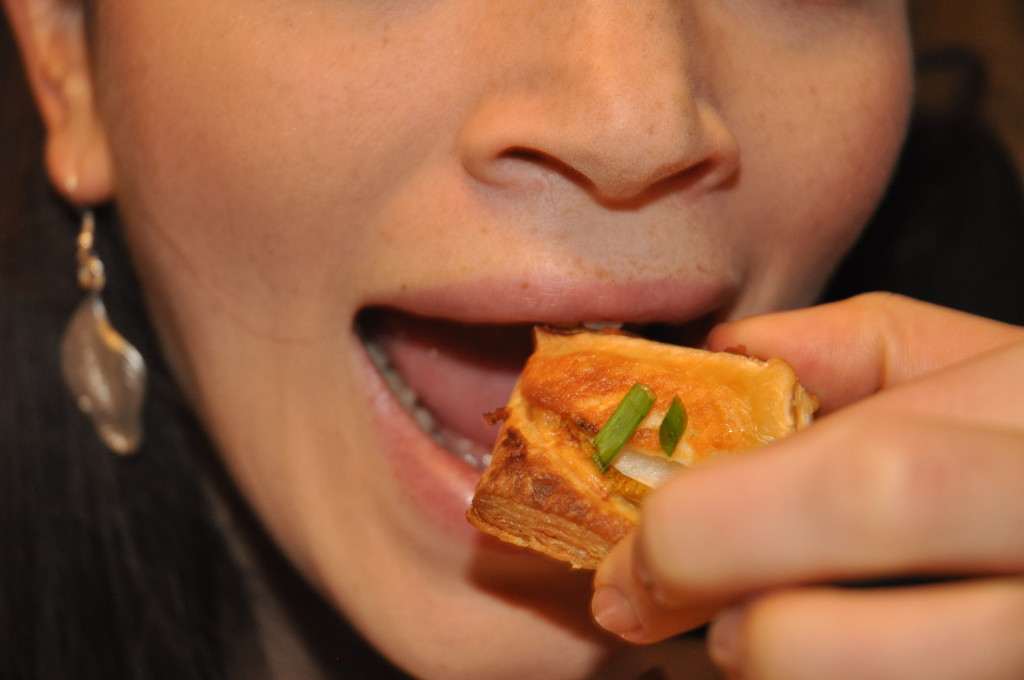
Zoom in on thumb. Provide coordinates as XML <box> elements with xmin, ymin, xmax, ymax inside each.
<box><xmin>708</xmin><ymin>293</ymin><xmax>1023</xmax><ymax>414</ymax></box>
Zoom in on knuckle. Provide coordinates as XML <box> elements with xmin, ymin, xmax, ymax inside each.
<box><xmin>813</xmin><ymin>419</ymin><xmax>956</xmax><ymax>565</ymax></box>
<box><xmin>845</xmin><ymin>291</ymin><xmax>910</xmax><ymax>320</ymax></box>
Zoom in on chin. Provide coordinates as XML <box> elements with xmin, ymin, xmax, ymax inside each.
<box><xmin>383</xmin><ymin>602</ymin><xmax>620</xmax><ymax>680</ymax></box>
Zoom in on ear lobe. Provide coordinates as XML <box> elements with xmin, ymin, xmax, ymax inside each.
<box><xmin>3</xmin><ymin>0</ymin><xmax>115</xmax><ymax>205</ymax></box>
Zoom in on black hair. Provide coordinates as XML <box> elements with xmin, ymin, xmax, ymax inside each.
<box><xmin>0</xmin><ymin>15</ymin><xmax>259</xmax><ymax>680</ymax></box>
<box><xmin>0</xmin><ymin>15</ymin><xmax>415</xmax><ymax>679</ymax></box>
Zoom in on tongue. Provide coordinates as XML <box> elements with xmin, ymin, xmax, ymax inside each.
<box><xmin>368</xmin><ymin>311</ymin><xmax>534</xmax><ymax>449</ymax></box>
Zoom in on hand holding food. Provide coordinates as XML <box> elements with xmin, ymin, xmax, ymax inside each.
<box><xmin>592</xmin><ymin>294</ymin><xmax>1024</xmax><ymax>680</ymax></box>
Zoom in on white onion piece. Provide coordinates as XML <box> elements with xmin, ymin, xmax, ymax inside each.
<box><xmin>612</xmin><ymin>447</ymin><xmax>685</xmax><ymax>489</ymax></box>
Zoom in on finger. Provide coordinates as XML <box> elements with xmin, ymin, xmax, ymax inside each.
<box><xmin>708</xmin><ymin>577</ymin><xmax>1024</xmax><ymax>680</ymax></box>
<box><xmin>641</xmin><ymin>416</ymin><xmax>1024</xmax><ymax>603</ymax></box>
<box><xmin>592</xmin><ymin>414</ymin><xmax>1024</xmax><ymax>641</ymax></box>
<box><xmin>855</xmin><ymin>339</ymin><xmax>1024</xmax><ymax>434</ymax></box>
<box><xmin>708</xmin><ymin>293</ymin><xmax>1023</xmax><ymax>413</ymax></box>
<box><xmin>592</xmin><ymin>532</ymin><xmax>724</xmax><ymax>643</ymax></box>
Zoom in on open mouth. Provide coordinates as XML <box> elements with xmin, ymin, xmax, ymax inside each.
<box><xmin>357</xmin><ymin>307</ymin><xmax>719</xmax><ymax>471</ymax></box>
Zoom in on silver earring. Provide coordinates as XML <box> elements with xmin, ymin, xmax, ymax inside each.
<box><xmin>60</xmin><ymin>210</ymin><xmax>147</xmax><ymax>455</ymax></box>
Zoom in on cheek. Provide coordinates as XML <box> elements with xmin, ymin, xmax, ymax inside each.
<box><xmin>725</xmin><ymin>20</ymin><xmax>914</xmax><ymax>304</ymax></box>
<box><xmin>93</xmin><ymin>2</ymin><xmax>462</xmax><ymax>332</ymax></box>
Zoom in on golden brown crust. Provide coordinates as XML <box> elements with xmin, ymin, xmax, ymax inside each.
<box><xmin>467</xmin><ymin>328</ymin><xmax>817</xmax><ymax>569</ymax></box>
<box><xmin>519</xmin><ymin>328</ymin><xmax>815</xmax><ymax>462</ymax></box>
<box><xmin>466</xmin><ymin>391</ymin><xmax>639</xmax><ymax>569</ymax></box>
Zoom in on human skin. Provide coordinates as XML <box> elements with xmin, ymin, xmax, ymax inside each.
<box><xmin>7</xmin><ymin>0</ymin><xmax>913</xmax><ymax>678</ymax></box>
<box><xmin>594</xmin><ymin>294</ymin><xmax>1024</xmax><ymax>679</ymax></box>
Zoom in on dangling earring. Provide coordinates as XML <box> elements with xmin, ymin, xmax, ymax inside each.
<box><xmin>60</xmin><ymin>209</ymin><xmax>147</xmax><ymax>455</ymax></box>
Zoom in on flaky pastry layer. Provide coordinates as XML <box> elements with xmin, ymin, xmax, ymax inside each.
<box><xmin>467</xmin><ymin>328</ymin><xmax>817</xmax><ymax>569</ymax></box>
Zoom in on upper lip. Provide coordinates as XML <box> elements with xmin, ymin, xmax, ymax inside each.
<box><xmin>362</xmin><ymin>274</ymin><xmax>734</xmax><ymax>331</ymax></box>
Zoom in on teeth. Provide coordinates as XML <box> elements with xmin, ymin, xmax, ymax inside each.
<box><xmin>363</xmin><ymin>333</ymin><xmax>490</xmax><ymax>471</ymax></box>
<box><xmin>437</xmin><ymin>428</ymin><xmax>493</xmax><ymax>469</ymax></box>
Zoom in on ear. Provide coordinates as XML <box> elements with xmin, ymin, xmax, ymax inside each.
<box><xmin>3</xmin><ymin>0</ymin><xmax>114</xmax><ymax>205</ymax></box>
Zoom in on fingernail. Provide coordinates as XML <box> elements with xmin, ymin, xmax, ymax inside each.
<box><xmin>592</xmin><ymin>585</ymin><xmax>643</xmax><ymax>639</ymax></box>
<box><xmin>708</xmin><ymin>605</ymin><xmax>745</xmax><ymax>674</ymax></box>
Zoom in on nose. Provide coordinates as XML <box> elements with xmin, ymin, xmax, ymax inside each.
<box><xmin>459</xmin><ymin>2</ymin><xmax>740</xmax><ymax>205</ymax></box>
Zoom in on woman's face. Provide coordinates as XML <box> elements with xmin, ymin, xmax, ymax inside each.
<box><xmin>84</xmin><ymin>1</ymin><xmax>911</xmax><ymax>677</ymax></box>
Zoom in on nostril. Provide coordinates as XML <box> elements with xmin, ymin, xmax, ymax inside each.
<box><xmin>497</xmin><ymin>146</ymin><xmax>594</xmax><ymax>193</ymax></box>
<box><xmin>649</xmin><ymin>155</ymin><xmax>739</xmax><ymax>199</ymax></box>
<box><xmin>501</xmin><ymin>147</ymin><xmax>545</xmax><ymax>164</ymax></box>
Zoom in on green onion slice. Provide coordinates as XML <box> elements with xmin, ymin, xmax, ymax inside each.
<box><xmin>659</xmin><ymin>395</ymin><xmax>687</xmax><ymax>456</ymax></box>
<box><xmin>592</xmin><ymin>383</ymin><xmax>656</xmax><ymax>473</ymax></box>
